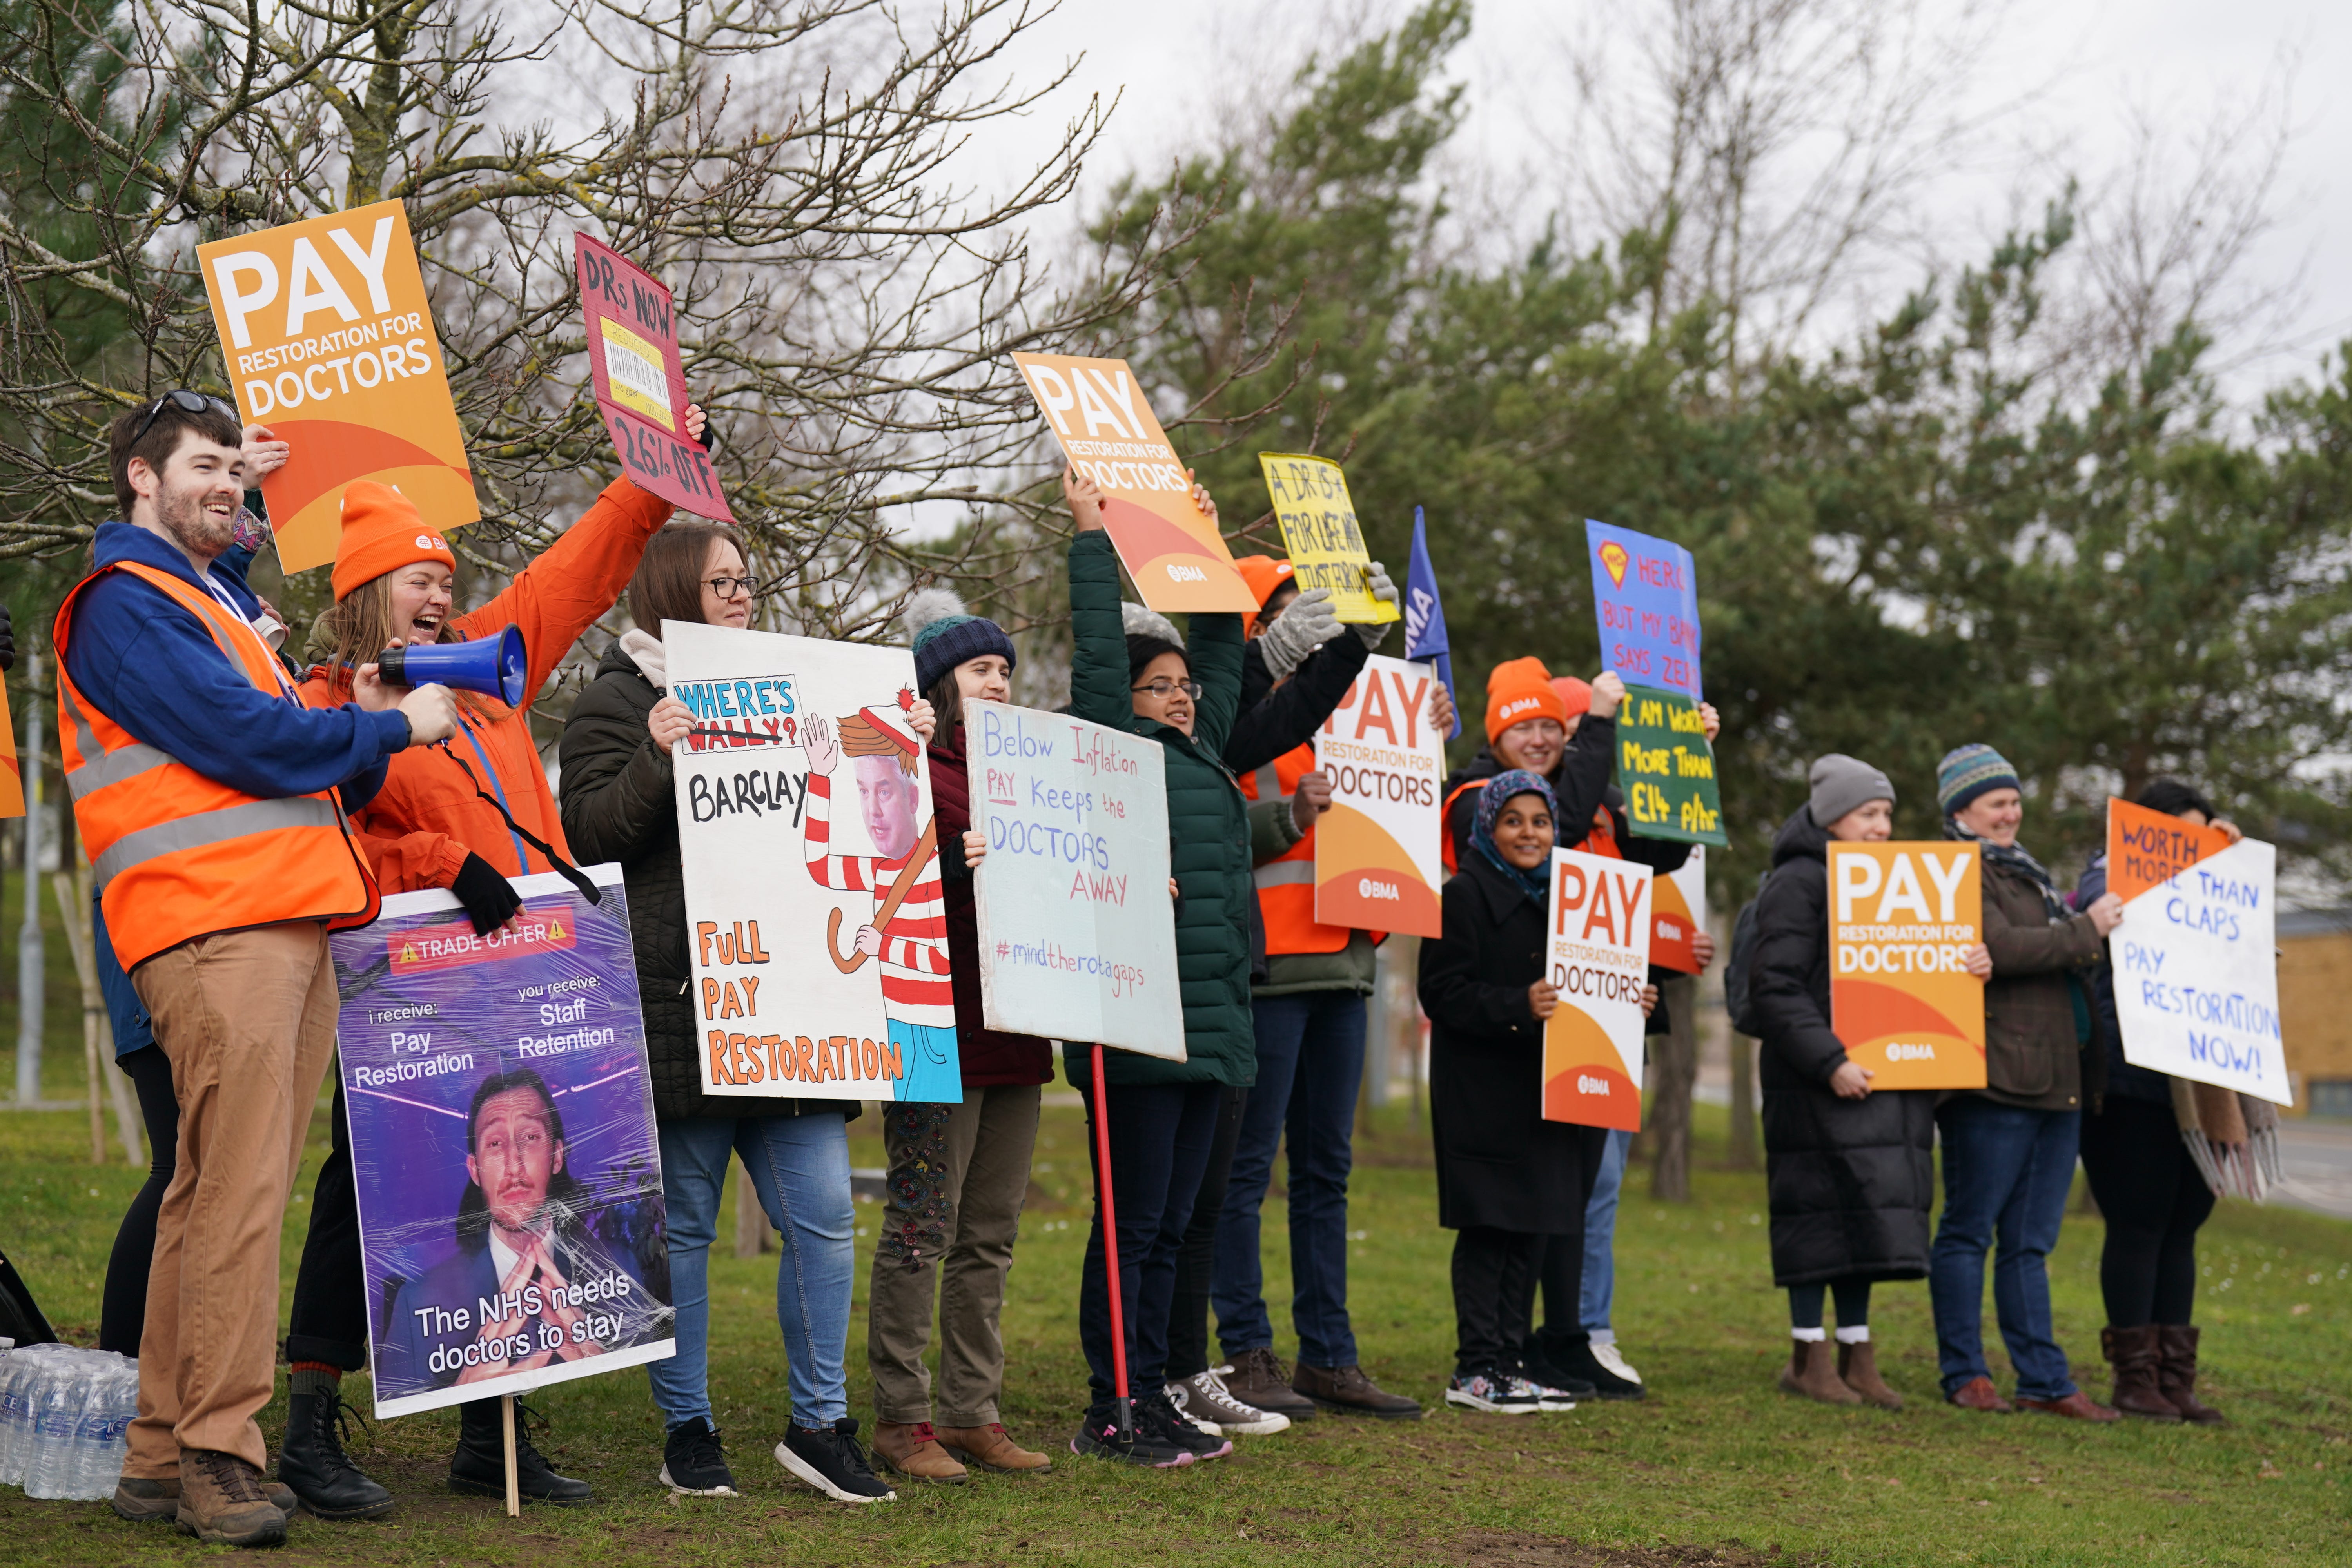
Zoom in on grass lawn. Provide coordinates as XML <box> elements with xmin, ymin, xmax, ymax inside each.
<box><xmin>4</xmin><ymin>860</ymin><xmax>2352</xmax><ymax>1568</ymax></box>
<box><xmin>0</xmin><ymin>1048</ymin><xmax>2347</xmax><ymax>1566</ymax></box>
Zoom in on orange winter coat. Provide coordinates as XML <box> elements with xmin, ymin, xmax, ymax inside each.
<box><xmin>298</xmin><ymin>477</ymin><xmax>672</xmax><ymax>892</ymax></box>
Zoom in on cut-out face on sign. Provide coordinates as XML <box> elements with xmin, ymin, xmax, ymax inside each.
<box><xmin>855</xmin><ymin>752</ymin><xmax>920</xmax><ymax>860</ymax></box>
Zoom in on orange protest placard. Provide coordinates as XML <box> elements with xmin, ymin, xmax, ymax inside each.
<box><xmin>198</xmin><ymin>200</ymin><xmax>476</xmax><ymax>575</ymax></box>
<box><xmin>0</xmin><ymin>681</ymin><xmax>21</xmax><ymax>819</ymax></box>
<box><xmin>1826</xmin><ymin>842</ymin><xmax>1986</xmax><ymax>1089</ymax></box>
<box><xmin>1012</xmin><ymin>353</ymin><xmax>1257</xmax><ymax>613</ymax></box>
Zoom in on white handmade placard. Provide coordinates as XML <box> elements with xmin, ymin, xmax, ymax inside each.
<box><xmin>666</xmin><ymin>621</ymin><xmax>960</xmax><ymax>1102</ymax></box>
<box><xmin>965</xmin><ymin>701</ymin><xmax>1183</xmax><ymax>1059</ymax></box>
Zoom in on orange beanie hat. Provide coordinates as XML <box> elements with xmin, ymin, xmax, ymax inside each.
<box><xmin>1232</xmin><ymin>555</ymin><xmax>1296</xmax><ymax>636</ymax></box>
<box><xmin>1551</xmin><ymin>675</ymin><xmax>1593</xmax><ymax>717</ymax></box>
<box><xmin>332</xmin><ymin>481</ymin><xmax>455</xmax><ymax>602</ymax></box>
<box><xmin>1484</xmin><ymin>656</ymin><xmax>1568</xmax><ymax>744</ymax></box>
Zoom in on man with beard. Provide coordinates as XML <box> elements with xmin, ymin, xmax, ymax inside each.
<box><xmin>56</xmin><ymin>393</ymin><xmax>457</xmax><ymax>1547</ymax></box>
<box><xmin>381</xmin><ymin>1070</ymin><xmax>659</xmax><ymax>1396</ymax></box>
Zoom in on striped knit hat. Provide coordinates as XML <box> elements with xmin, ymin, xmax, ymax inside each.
<box><xmin>1936</xmin><ymin>743</ymin><xmax>2021</xmax><ymax>816</ymax></box>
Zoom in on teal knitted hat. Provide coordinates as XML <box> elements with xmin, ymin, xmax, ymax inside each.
<box><xmin>1936</xmin><ymin>743</ymin><xmax>2020</xmax><ymax>816</ymax></box>
<box><xmin>906</xmin><ymin>588</ymin><xmax>1015</xmax><ymax>691</ymax></box>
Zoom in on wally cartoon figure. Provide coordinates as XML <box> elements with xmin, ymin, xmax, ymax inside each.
<box><xmin>802</xmin><ymin>697</ymin><xmax>961</xmax><ymax>1102</ymax></box>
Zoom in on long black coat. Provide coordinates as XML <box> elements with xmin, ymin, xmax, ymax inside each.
<box><xmin>1749</xmin><ymin>807</ymin><xmax>1934</xmax><ymax>1285</ymax></box>
<box><xmin>557</xmin><ymin>641</ymin><xmax>838</xmax><ymax>1123</ymax></box>
<box><xmin>1419</xmin><ymin>851</ymin><xmax>1605</xmax><ymax>1234</ymax></box>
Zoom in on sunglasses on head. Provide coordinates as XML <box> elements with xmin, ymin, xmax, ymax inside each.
<box><xmin>130</xmin><ymin>388</ymin><xmax>240</xmax><ymax>448</ymax></box>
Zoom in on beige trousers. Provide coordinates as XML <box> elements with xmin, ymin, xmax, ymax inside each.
<box><xmin>866</xmin><ymin>1084</ymin><xmax>1041</xmax><ymax>1426</ymax></box>
<box><xmin>125</xmin><ymin>922</ymin><xmax>338</xmax><ymax>1475</ymax></box>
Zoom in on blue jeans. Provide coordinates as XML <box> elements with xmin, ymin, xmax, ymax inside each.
<box><xmin>650</xmin><ymin>1111</ymin><xmax>854</xmax><ymax>1431</ymax></box>
<box><xmin>1211</xmin><ymin>992</ymin><xmax>1365</xmax><ymax>1368</ymax></box>
<box><xmin>1078</xmin><ymin>1080</ymin><xmax>1221</xmax><ymax>1401</ymax></box>
<box><xmin>1929</xmin><ymin>1097</ymin><xmax>2081</xmax><ymax>1400</ymax></box>
<box><xmin>1580</xmin><ymin>1127</ymin><xmax>1630</xmax><ymax>1337</ymax></box>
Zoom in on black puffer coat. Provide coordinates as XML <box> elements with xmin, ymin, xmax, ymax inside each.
<box><xmin>557</xmin><ymin>641</ymin><xmax>840</xmax><ymax>1123</ymax></box>
<box><xmin>1749</xmin><ymin>806</ymin><xmax>1934</xmax><ymax>1285</ymax></box>
<box><xmin>1419</xmin><ymin>850</ymin><xmax>1606</xmax><ymax>1233</ymax></box>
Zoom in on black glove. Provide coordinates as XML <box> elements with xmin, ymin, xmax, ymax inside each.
<box><xmin>0</xmin><ymin>604</ymin><xmax>14</xmax><ymax>674</ymax></box>
<box><xmin>451</xmin><ymin>852</ymin><xmax>524</xmax><ymax>936</ymax></box>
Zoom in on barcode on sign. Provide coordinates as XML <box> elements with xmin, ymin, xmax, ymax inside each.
<box><xmin>597</xmin><ymin>317</ymin><xmax>675</xmax><ymax>430</ymax></box>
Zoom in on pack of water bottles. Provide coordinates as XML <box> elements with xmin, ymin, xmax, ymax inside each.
<box><xmin>0</xmin><ymin>1340</ymin><xmax>140</xmax><ymax>1501</ymax></box>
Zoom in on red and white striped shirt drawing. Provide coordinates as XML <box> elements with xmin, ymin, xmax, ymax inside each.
<box><xmin>802</xmin><ymin>771</ymin><xmax>956</xmax><ymax>1028</ymax></box>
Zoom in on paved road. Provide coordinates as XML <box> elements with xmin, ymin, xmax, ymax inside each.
<box><xmin>2275</xmin><ymin>1119</ymin><xmax>2352</xmax><ymax>1221</ymax></box>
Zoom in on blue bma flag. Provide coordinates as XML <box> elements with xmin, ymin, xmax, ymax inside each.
<box><xmin>1404</xmin><ymin>506</ymin><xmax>1461</xmax><ymax>739</ymax></box>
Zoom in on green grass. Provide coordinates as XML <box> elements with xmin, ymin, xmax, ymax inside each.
<box><xmin>1</xmin><ymin>1056</ymin><xmax>2348</xmax><ymax>1565</ymax></box>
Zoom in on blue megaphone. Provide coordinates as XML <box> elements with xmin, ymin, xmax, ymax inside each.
<box><xmin>377</xmin><ymin>623</ymin><xmax>528</xmax><ymax>706</ymax></box>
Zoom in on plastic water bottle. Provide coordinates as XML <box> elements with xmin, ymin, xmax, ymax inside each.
<box><xmin>0</xmin><ymin>1347</ymin><xmax>22</xmax><ymax>1488</ymax></box>
<box><xmin>74</xmin><ymin>1360</ymin><xmax>136</xmax><ymax>1500</ymax></box>
<box><xmin>24</xmin><ymin>1358</ymin><xmax>80</xmax><ymax>1499</ymax></box>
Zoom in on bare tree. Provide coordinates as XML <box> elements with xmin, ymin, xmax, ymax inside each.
<box><xmin>1548</xmin><ymin>0</ymin><xmax>2016</xmax><ymax>386</ymax></box>
<box><xmin>0</xmin><ymin>0</ymin><xmax>1178</xmax><ymax>649</ymax></box>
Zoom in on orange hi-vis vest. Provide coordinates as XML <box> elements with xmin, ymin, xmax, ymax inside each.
<box><xmin>55</xmin><ymin>560</ymin><xmax>380</xmax><ymax>970</ymax></box>
<box><xmin>1243</xmin><ymin>742</ymin><xmax>1370</xmax><ymax>955</ymax></box>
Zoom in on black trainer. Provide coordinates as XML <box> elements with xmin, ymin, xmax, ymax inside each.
<box><xmin>448</xmin><ymin>1397</ymin><xmax>595</xmax><ymax>1504</ymax></box>
<box><xmin>776</xmin><ymin>1417</ymin><xmax>895</xmax><ymax>1503</ymax></box>
<box><xmin>1068</xmin><ymin>1402</ymin><xmax>1192</xmax><ymax>1467</ymax></box>
<box><xmin>1548</xmin><ymin>1334</ymin><xmax>1647</xmax><ymax>1401</ymax></box>
<box><xmin>1138</xmin><ymin>1386</ymin><xmax>1231</xmax><ymax>1461</ymax></box>
<box><xmin>1517</xmin><ymin>1355</ymin><xmax>1598</xmax><ymax>1408</ymax></box>
<box><xmin>279</xmin><ymin>1374</ymin><xmax>396</xmax><ymax>1519</ymax></box>
<box><xmin>661</xmin><ymin>1416</ymin><xmax>739</xmax><ymax>1497</ymax></box>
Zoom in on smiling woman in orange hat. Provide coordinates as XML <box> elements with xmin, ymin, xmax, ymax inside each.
<box><xmin>268</xmin><ymin>404</ymin><xmax>708</xmax><ymax>1521</ymax></box>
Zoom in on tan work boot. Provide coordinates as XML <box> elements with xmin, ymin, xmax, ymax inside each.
<box><xmin>936</xmin><ymin>1421</ymin><xmax>1054</xmax><ymax>1474</ymax></box>
<box><xmin>870</xmin><ymin>1421</ymin><xmax>968</xmax><ymax>1484</ymax></box>
<box><xmin>116</xmin><ymin>1474</ymin><xmax>299</xmax><ymax>1523</ymax></box>
<box><xmin>1835</xmin><ymin>1339</ymin><xmax>1904</xmax><ymax>1410</ymax></box>
<box><xmin>176</xmin><ymin>1448</ymin><xmax>288</xmax><ymax>1548</ymax></box>
<box><xmin>1777</xmin><ymin>1339</ymin><xmax>1862</xmax><ymax>1406</ymax></box>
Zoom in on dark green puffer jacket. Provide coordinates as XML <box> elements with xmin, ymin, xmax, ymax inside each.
<box><xmin>1062</xmin><ymin>529</ymin><xmax>1256</xmax><ymax>1090</ymax></box>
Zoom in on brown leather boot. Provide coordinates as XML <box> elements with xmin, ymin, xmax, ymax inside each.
<box><xmin>2102</xmin><ymin>1325</ymin><xmax>2181</xmax><ymax>1422</ymax></box>
<box><xmin>2156</xmin><ymin>1325</ymin><xmax>2227</xmax><ymax>1425</ymax></box>
<box><xmin>175</xmin><ymin>1449</ymin><xmax>288</xmax><ymax>1548</ymax></box>
<box><xmin>1292</xmin><ymin>1362</ymin><xmax>1424</xmax><ymax>1419</ymax></box>
<box><xmin>870</xmin><ymin>1421</ymin><xmax>968</xmax><ymax>1484</ymax></box>
<box><xmin>935</xmin><ymin>1421</ymin><xmax>1053</xmax><ymax>1474</ymax></box>
<box><xmin>1945</xmin><ymin>1375</ymin><xmax>2012</xmax><ymax>1412</ymax></box>
<box><xmin>1835</xmin><ymin>1339</ymin><xmax>1903</xmax><ymax>1410</ymax></box>
<box><xmin>1777</xmin><ymin>1339</ymin><xmax>1862</xmax><ymax>1406</ymax></box>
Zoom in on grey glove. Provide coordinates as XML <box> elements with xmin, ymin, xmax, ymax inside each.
<box><xmin>1354</xmin><ymin>562</ymin><xmax>1398</xmax><ymax>648</ymax></box>
<box><xmin>1257</xmin><ymin>586</ymin><xmax>1341</xmax><ymax>680</ymax></box>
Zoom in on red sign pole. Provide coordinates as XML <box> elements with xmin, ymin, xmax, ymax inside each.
<box><xmin>1089</xmin><ymin>1042</ymin><xmax>1134</xmax><ymax>1443</ymax></box>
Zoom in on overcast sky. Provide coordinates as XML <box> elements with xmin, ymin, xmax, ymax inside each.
<box><xmin>956</xmin><ymin>0</ymin><xmax>2350</xmax><ymax>391</ymax></box>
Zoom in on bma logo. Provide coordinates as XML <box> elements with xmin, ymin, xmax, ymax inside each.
<box><xmin>414</xmin><ymin>533</ymin><xmax>446</xmax><ymax>551</ymax></box>
<box><xmin>1356</xmin><ymin>877</ymin><xmax>1400</xmax><ymax>901</ymax></box>
<box><xmin>1578</xmin><ymin>1074</ymin><xmax>1612</xmax><ymax>1095</ymax></box>
<box><xmin>1165</xmin><ymin>563</ymin><xmax>1206</xmax><ymax>582</ymax></box>
<box><xmin>1886</xmin><ymin>1042</ymin><xmax>1937</xmax><ymax>1061</ymax></box>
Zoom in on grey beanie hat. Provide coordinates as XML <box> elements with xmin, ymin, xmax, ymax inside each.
<box><xmin>1809</xmin><ymin>753</ymin><xmax>1895</xmax><ymax>830</ymax></box>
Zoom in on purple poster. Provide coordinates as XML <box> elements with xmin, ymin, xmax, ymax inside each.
<box><xmin>330</xmin><ymin>866</ymin><xmax>674</xmax><ymax>1419</ymax></box>
<box><xmin>1585</xmin><ymin>519</ymin><xmax>1703</xmax><ymax>701</ymax></box>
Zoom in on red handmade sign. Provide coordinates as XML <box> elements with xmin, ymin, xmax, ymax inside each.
<box><xmin>575</xmin><ymin>236</ymin><xmax>733</xmax><ymax>521</ymax></box>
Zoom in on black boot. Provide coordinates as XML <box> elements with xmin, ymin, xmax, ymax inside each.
<box><xmin>448</xmin><ymin>1397</ymin><xmax>594</xmax><ymax>1505</ymax></box>
<box><xmin>278</xmin><ymin>1371</ymin><xmax>396</xmax><ymax>1519</ymax></box>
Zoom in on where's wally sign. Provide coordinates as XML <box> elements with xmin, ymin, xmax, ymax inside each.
<box><xmin>665</xmin><ymin>622</ymin><xmax>958</xmax><ymax>1102</ymax></box>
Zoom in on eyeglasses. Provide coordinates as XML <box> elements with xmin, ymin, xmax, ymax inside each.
<box><xmin>1131</xmin><ymin>677</ymin><xmax>1201</xmax><ymax>700</ymax></box>
<box><xmin>130</xmin><ymin>389</ymin><xmax>239</xmax><ymax>447</ymax></box>
<box><xmin>704</xmin><ymin>575</ymin><xmax>759</xmax><ymax>599</ymax></box>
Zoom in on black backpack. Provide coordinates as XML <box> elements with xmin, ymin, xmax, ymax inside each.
<box><xmin>1722</xmin><ymin>871</ymin><xmax>1773</xmax><ymax>1038</ymax></box>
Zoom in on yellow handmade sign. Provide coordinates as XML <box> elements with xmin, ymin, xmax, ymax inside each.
<box><xmin>198</xmin><ymin>200</ymin><xmax>476</xmax><ymax>575</ymax></box>
<box><xmin>1257</xmin><ymin>454</ymin><xmax>1400</xmax><ymax>625</ymax></box>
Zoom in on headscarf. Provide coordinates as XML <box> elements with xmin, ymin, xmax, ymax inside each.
<box><xmin>1472</xmin><ymin>769</ymin><xmax>1559</xmax><ymax>905</ymax></box>
<box><xmin>1943</xmin><ymin>815</ymin><xmax>2071</xmax><ymax>924</ymax></box>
